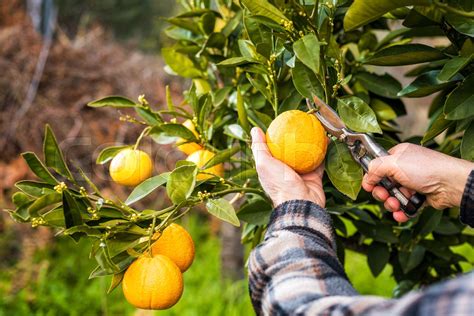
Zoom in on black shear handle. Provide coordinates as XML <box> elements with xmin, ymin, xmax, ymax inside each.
<box><xmin>359</xmin><ymin>156</ymin><xmax>425</xmax><ymax>217</ymax></box>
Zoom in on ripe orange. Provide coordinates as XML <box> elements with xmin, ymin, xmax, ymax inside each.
<box><xmin>186</xmin><ymin>149</ymin><xmax>224</xmax><ymax>180</ymax></box>
<box><xmin>122</xmin><ymin>255</ymin><xmax>183</xmax><ymax>310</ymax></box>
<box><xmin>176</xmin><ymin>119</ymin><xmax>203</xmax><ymax>155</ymax></box>
<box><xmin>151</xmin><ymin>223</ymin><xmax>195</xmax><ymax>272</ymax></box>
<box><xmin>266</xmin><ymin>110</ymin><xmax>327</xmax><ymax>174</ymax></box>
<box><xmin>109</xmin><ymin>149</ymin><xmax>153</xmax><ymax>186</ymax></box>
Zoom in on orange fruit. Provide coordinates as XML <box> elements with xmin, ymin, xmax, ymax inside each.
<box><xmin>109</xmin><ymin>149</ymin><xmax>153</xmax><ymax>186</ymax></box>
<box><xmin>186</xmin><ymin>149</ymin><xmax>224</xmax><ymax>180</ymax></box>
<box><xmin>176</xmin><ymin>120</ymin><xmax>203</xmax><ymax>155</ymax></box>
<box><xmin>122</xmin><ymin>255</ymin><xmax>183</xmax><ymax>310</ymax></box>
<box><xmin>151</xmin><ymin>223</ymin><xmax>195</xmax><ymax>272</ymax></box>
<box><xmin>266</xmin><ymin>110</ymin><xmax>327</xmax><ymax>174</ymax></box>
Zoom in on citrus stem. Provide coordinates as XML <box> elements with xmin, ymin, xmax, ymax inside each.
<box><xmin>133</xmin><ymin>126</ymin><xmax>151</xmax><ymax>150</ymax></box>
<box><xmin>434</xmin><ymin>0</ymin><xmax>474</xmax><ymax>18</ymax></box>
<box><xmin>212</xmin><ymin>187</ymin><xmax>267</xmax><ymax>197</ymax></box>
<box><xmin>147</xmin><ymin>215</ymin><xmax>157</xmax><ymax>256</ymax></box>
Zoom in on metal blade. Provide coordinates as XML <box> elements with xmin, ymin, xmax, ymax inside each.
<box><xmin>306</xmin><ymin>95</ymin><xmax>346</xmax><ymax>138</ymax></box>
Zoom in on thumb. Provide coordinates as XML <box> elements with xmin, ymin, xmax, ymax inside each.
<box><xmin>251</xmin><ymin>127</ymin><xmax>272</xmax><ymax>166</ymax></box>
<box><xmin>363</xmin><ymin>155</ymin><xmax>397</xmax><ymax>187</ymax></box>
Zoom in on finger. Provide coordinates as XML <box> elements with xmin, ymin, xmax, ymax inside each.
<box><xmin>365</xmin><ymin>156</ymin><xmax>397</xmax><ymax>187</ymax></box>
<box><xmin>393</xmin><ymin>211</ymin><xmax>409</xmax><ymax>223</ymax></box>
<box><xmin>362</xmin><ymin>174</ymin><xmax>375</xmax><ymax>192</ymax></box>
<box><xmin>250</xmin><ymin>127</ymin><xmax>272</xmax><ymax>166</ymax></box>
<box><xmin>384</xmin><ymin>197</ymin><xmax>400</xmax><ymax>213</ymax></box>
<box><xmin>399</xmin><ymin>186</ymin><xmax>415</xmax><ymax>197</ymax></box>
<box><xmin>372</xmin><ymin>186</ymin><xmax>389</xmax><ymax>202</ymax></box>
<box><xmin>301</xmin><ymin>162</ymin><xmax>325</xmax><ymax>181</ymax></box>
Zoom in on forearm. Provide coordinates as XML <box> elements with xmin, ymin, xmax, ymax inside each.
<box><xmin>248</xmin><ymin>200</ymin><xmax>358</xmax><ymax>314</ymax></box>
<box><xmin>247</xmin><ymin>199</ymin><xmax>474</xmax><ymax>315</ymax></box>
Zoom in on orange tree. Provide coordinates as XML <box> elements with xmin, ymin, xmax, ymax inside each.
<box><xmin>7</xmin><ymin>0</ymin><xmax>474</xmax><ymax>299</ymax></box>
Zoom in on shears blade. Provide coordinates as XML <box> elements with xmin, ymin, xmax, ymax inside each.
<box><xmin>306</xmin><ymin>95</ymin><xmax>346</xmax><ymax>139</ymax></box>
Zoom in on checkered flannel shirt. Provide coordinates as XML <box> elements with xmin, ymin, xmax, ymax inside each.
<box><xmin>248</xmin><ymin>170</ymin><xmax>474</xmax><ymax>316</ymax></box>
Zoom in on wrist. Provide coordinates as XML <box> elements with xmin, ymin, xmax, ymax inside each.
<box><xmin>443</xmin><ymin>160</ymin><xmax>474</xmax><ymax>207</ymax></box>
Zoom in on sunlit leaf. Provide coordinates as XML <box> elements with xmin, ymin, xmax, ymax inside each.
<box><xmin>365</xmin><ymin>44</ymin><xmax>445</xmax><ymax>66</ymax></box>
<box><xmin>125</xmin><ymin>173</ymin><xmax>170</xmax><ymax>205</ymax></box>
<box><xmin>166</xmin><ymin>165</ymin><xmax>198</xmax><ymax>204</ymax></box>
<box><xmin>21</xmin><ymin>152</ymin><xmax>57</xmax><ymax>185</ymax></box>
<box><xmin>337</xmin><ymin>96</ymin><xmax>382</xmax><ymax>133</ymax></box>
<box><xmin>293</xmin><ymin>33</ymin><xmax>320</xmax><ymax>74</ymax></box>
<box><xmin>88</xmin><ymin>96</ymin><xmax>137</xmax><ymax>108</ymax></box>
<box><xmin>206</xmin><ymin>198</ymin><xmax>240</xmax><ymax>226</ymax></box>
<box><xmin>43</xmin><ymin>125</ymin><xmax>74</xmax><ymax>181</ymax></box>
<box><xmin>444</xmin><ymin>74</ymin><xmax>474</xmax><ymax>120</ymax></box>
<box><xmin>96</xmin><ymin>146</ymin><xmax>130</xmax><ymax>165</ymax></box>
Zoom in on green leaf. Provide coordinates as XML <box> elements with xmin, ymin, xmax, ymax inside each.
<box><xmin>344</xmin><ymin>0</ymin><xmax>431</xmax><ymax>31</ymax></box>
<box><xmin>200</xmin><ymin>12</ymin><xmax>215</xmax><ymax>34</ymax></box>
<box><xmin>356</xmin><ymin>72</ymin><xmax>402</xmax><ymax>99</ymax></box>
<box><xmin>236</xmin><ymin>87</ymin><xmax>251</xmax><ymax>134</ymax></box>
<box><xmin>414</xmin><ymin>208</ymin><xmax>442</xmax><ymax>237</ymax></box>
<box><xmin>398</xmin><ymin>71</ymin><xmax>459</xmax><ymax>98</ymax></box>
<box><xmin>166</xmin><ymin>165</ymin><xmax>198</xmax><ymax>204</ymax></box>
<box><xmin>43</xmin><ymin>125</ymin><xmax>74</xmax><ymax>181</ymax></box>
<box><xmin>292</xmin><ymin>60</ymin><xmax>324</xmax><ymax>99</ymax></box>
<box><xmin>62</xmin><ymin>191</ymin><xmax>84</xmax><ymax>228</ymax></box>
<box><xmin>421</xmin><ymin>112</ymin><xmax>454</xmax><ymax>145</ymax></box>
<box><xmin>202</xmin><ymin>147</ymin><xmax>240</xmax><ymax>169</ymax></box>
<box><xmin>446</xmin><ymin>14</ymin><xmax>474</xmax><ymax>36</ymax></box>
<box><xmin>135</xmin><ymin>107</ymin><xmax>162</xmax><ymax>126</ymax></box>
<box><xmin>364</xmin><ymin>44</ymin><xmax>445</xmax><ymax>66</ymax></box>
<box><xmin>107</xmin><ymin>273</ymin><xmax>124</xmax><ymax>294</ymax></box>
<box><xmin>444</xmin><ymin>74</ymin><xmax>474</xmax><ymax>120</ymax></box>
<box><xmin>28</xmin><ymin>192</ymin><xmax>62</xmax><ymax>217</ymax></box>
<box><xmin>337</xmin><ymin>96</ymin><xmax>382</xmax><ymax>133</ymax></box>
<box><xmin>162</xmin><ymin>47</ymin><xmax>203</xmax><ymax>78</ymax></box>
<box><xmin>94</xmin><ymin>243</ymin><xmax>120</xmax><ymax>274</ymax></box>
<box><xmin>293</xmin><ymin>34</ymin><xmax>320</xmax><ymax>74</ymax></box>
<box><xmin>125</xmin><ymin>173</ymin><xmax>170</xmax><ymax>205</ymax></box>
<box><xmin>461</xmin><ymin>121</ymin><xmax>474</xmax><ymax>161</ymax></box>
<box><xmin>88</xmin><ymin>96</ymin><xmax>137</xmax><ymax>108</ymax></box>
<box><xmin>326</xmin><ymin>141</ymin><xmax>363</xmax><ymax>200</ymax></box>
<box><xmin>238</xmin><ymin>199</ymin><xmax>272</xmax><ymax>225</ymax></box>
<box><xmin>96</xmin><ymin>146</ymin><xmax>130</xmax><ymax>165</ymax></box>
<box><xmin>206</xmin><ymin>198</ymin><xmax>240</xmax><ymax>226</ymax></box>
<box><xmin>224</xmin><ymin>124</ymin><xmax>248</xmax><ymax>141</ymax></box>
<box><xmin>240</xmin><ymin>0</ymin><xmax>289</xmax><ymax>25</ymax></box>
<box><xmin>437</xmin><ymin>56</ymin><xmax>471</xmax><ymax>82</ymax></box>
<box><xmin>374</xmin><ymin>225</ymin><xmax>398</xmax><ymax>243</ymax></box>
<box><xmin>238</xmin><ymin>40</ymin><xmax>263</xmax><ymax>61</ymax></box>
<box><xmin>89</xmin><ymin>253</ymin><xmax>134</xmax><ymax>278</ymax></box>
<box><xmin>371</xmin><ymin>99</ymin><xmax>397</xmax><ymax>121</ymax></box>
<box><xmin>399</xmin><ymin>245</ymin><xmax>425</xmax><ymax>273</ymax></box>
<box><xmin>218</xmin><ymin>57</ymin><xmax>256</xmax><ymax>67</ymax></box>
<box><xmin>367</xmin><ymin>242</ymin><xmax>390</xmax><ymax>277</ymax></box>
<box><xmin>15</xmin><ymin>181</ymin><xmax>54</xmax><ymax>198</ymax></box>
<box><xmin>21</xmin><ymin>152</ymin><xmax>57</xmax><ymax>185</ymax></box>
<box><xmin>12</xmin><ymin>192</ymin><xmax>32</xmax><ymax>207</ymax></box>
<box><xmin>159</xmin><ymin>123</ymin><xmax>199</xmax><ymax>142</ymax></box>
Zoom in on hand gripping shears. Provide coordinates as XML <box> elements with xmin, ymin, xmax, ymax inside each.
<box><xmin>306</xmin><ymin>95</ymin><xmax>425</xmax><ymax>217</ymax></box>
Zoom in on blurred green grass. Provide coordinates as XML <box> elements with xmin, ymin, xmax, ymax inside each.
<box><xmin>1</xmin><ymin>214</ymin><xmax>470</xmax><ymax>315</ymax></box>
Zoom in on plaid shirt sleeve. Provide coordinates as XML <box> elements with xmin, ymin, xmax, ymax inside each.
<box><xmin>248</xmin><ymin>200</ymin><xmax>474</xmax><ymax>316</ymax></box>
<box><xmin>460</xmin><ymin>169</ymin><xmax>474</xmax><ymax>227</ymax></box>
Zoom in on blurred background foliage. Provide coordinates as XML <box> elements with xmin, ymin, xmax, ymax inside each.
<box><xmin>55</xmin><ymin>0</ymin><xmax>177</xmax><ymax>51</ymax></box>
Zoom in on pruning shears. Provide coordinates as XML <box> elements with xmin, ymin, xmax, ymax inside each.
<box><xmin>306</xmin><ymin>95</ymin><xmax>425</xmax><ymax>218</ymax></box>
